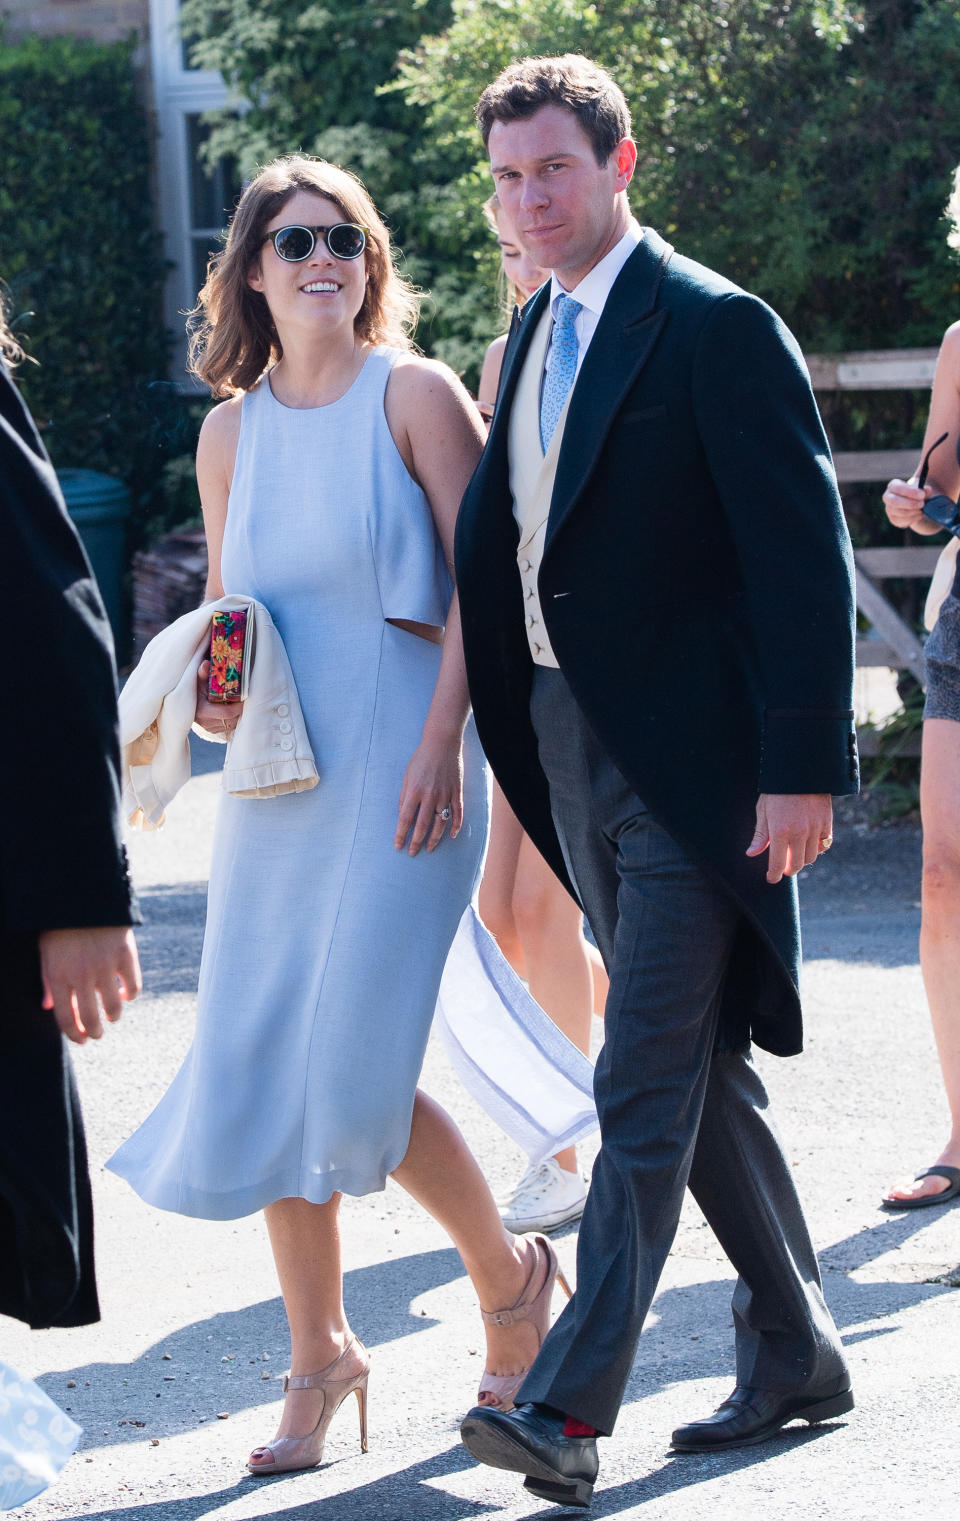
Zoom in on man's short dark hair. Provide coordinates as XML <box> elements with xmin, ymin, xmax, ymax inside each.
<box><xmin>476</xmin><ymin>54</ymin><xmax>632</xmax><ymax>166</ymax></box>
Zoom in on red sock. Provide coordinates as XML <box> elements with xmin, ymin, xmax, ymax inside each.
<box><xmin>564</xmin><ymin>1416</ymin><xmax>598</xmax><ymax>1438</ymax></box>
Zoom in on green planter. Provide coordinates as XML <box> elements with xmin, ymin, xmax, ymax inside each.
<box><xmin>58</xmin><ymin>468</ymin><xmax>131</xmax><ymax>657</ymax></box>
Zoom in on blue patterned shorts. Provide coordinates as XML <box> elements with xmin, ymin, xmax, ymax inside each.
<box><xmin>924</xmin><ymin>592</ymin><xmax>960</xmax><ymax>723</ymax></box>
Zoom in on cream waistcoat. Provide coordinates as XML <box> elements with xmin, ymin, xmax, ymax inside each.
<box><xmin>509</xmin><ymin>306</ymin><xmax>573</xmax><ymax>668</ymax></box>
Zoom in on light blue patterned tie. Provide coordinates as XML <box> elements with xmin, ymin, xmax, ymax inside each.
<box><xmin>539</xmin><ymin>294</ymin><xmax>582</xmax><ymax>453</ymax></box>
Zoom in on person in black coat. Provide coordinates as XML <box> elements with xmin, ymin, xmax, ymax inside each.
<box><xmin>0</xmin><ymin>309</ymin><xmax>141</xmax><ymax>1331</ymax></box>
<box><xmin>456</xmin><ymin>56</ymin><xmax>859</xmax><ymax>1508</ymax></box>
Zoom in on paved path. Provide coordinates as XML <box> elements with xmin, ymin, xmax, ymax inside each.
<box><xmin>5</xmin><ymin>759</ymin><xmax>959</xmax><ymax>1520</ymax></box>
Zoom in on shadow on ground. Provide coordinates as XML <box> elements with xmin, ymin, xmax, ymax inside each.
<box><xmin>38</xmin><ymin>1196</ymin><xmax>958</xmax><ymax>1463</ymax></box>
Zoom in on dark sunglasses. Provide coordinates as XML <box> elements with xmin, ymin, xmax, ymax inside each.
<box><xmin>917</xmin><ymin>431</ymin><xmax>960</xmax><ymax>538</ymax></box>
<box><xmin>262</xmin><ymin>223</ymin><xmax>368</xmax><ymax>262</ymax></box>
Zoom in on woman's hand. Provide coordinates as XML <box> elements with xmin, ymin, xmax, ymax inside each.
<box><xmin>395</xmin><ymin>732</ymin><xmax>464</xmax><ymax>855</ymax></box>
<box><xmin>882</xmin><ymin>476</ymin><xmax>936</xmax><ymax>532</ymax></box>
<box><xmin>194</xmin><ymin>658</ymin><xmax>243</xmax><ymax>737</ymax></box>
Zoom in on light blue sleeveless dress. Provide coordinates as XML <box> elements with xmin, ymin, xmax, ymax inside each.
<box><xmin>108</xmin><ymin>349</ymin><xmax>488</xmax><ymax>1218</ymax></box>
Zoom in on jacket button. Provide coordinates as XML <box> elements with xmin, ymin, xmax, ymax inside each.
<box><xmin>281</xmin><ymin>739</ymin><xmax>294</xmax><ymax>751</ymax></box>
<box><xmin>520</xmin><ymin>558</ymin><xmax>532</xmax><ymax>572</ymax></box>
<box><xmin>276</xmin><ymin>704</ymin><xmax>289</xmax><ymax>717</ymax></box>
<box><xmin>279</xmin><ymin>721</ymin><xmax>292</xmax><ymax>734</ymax></box>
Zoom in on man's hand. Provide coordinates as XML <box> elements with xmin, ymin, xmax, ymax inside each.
<box><xmin>38</xmin><ymin>926</ymin><xmax>142</xmax><ymax>1045</ymax></box>
<box><xmin>746</xmin><ymin>794</ymin><xmax>833</xmax><ymax>884</ymax></box>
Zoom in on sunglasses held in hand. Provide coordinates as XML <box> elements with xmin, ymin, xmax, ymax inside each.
<box><xmin>261</xmin><ymin>223</ymin><xmax>368</xmax><ymax>262</ymax></box>
<box><xmin>917</xmin><ymin>431</ymin><xmax>960</xmax><ymax>538</ymax></box>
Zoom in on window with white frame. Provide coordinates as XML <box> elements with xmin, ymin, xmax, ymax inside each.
<box><xmin>150</xmin><ymin>0</ymin><xmax>242</xmax><ymax>382</ymax></box>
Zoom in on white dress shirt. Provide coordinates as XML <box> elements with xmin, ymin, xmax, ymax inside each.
<box><xmin>544</xmin><ymin>218</ymin><xmax>644</xmax><ymax>378</ymax></box>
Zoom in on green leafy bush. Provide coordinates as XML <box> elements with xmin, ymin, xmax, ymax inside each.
<box><xmin>179</xmin><ymin>0</ymin><xmax>454</xmax><ymax>292</ymax></box>
<box><xmin>176</xmin><ymin>1</ymin><xmax>960</xmax><ymax>396</ymax></box>
<box><xmin>0</xmin><ymin>33</ymin><xmax>175</xmax><ymax>544</ymax></box>
<box><xmin>397</xmin><ymin>0</ymin><xmax>960</xmax><ymax>382</ymax></box>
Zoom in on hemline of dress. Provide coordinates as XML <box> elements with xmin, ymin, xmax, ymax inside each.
<box><xmin>104</xmin><ymin>1152</ymin><xmax>408</xmax><ymax>1222</ymax></box>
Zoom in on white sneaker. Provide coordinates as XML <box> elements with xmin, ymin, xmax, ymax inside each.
<box><xmin>497</xmin><ymin>1157</ymin><xmax>588</xmax><ymax>1234</ymax></box>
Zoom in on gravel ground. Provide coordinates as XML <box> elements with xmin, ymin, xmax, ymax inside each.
<box><xmin>4</xmin><ymin>753</ymin><xmax>959</xmax><ymax>1521</ymax></box>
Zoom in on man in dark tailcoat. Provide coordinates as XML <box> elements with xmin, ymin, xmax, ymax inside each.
<box><xmin>1</xmin><ymin>317</ymin><xmax>141</xmax><ymax>1331</ymax></box>
<box><xmin>457</xmin><ymin>55</ymin><xmax>859</xmax><ymax>1509</ymax></box>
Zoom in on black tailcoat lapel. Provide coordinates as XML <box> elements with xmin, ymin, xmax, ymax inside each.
<box><xmin>546</xmin><ymin>230</ymin><xmax>672</xmax><ymax>552</ymax></box>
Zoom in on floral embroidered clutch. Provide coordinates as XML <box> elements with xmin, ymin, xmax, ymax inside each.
<box><xmin>207</xmin><ymin>607</ymin><xmax>252</xmax><ymax>702</ymax></box>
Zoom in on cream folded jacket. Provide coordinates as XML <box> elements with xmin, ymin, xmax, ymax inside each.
<box><xmin>119</xmin><ymin>594</ymin><xmax>318</xmax><ymax>830</ymax></box>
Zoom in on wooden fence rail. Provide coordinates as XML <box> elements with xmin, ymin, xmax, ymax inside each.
<box><xmin>807</xmin><ymin>347</ymin><xmax>941</xmax><ymax>710</ymax></box>
<box><xmin>806</xmin><ymin>346</ymin><xmax>946</xmax><ymax>755</ymax></box>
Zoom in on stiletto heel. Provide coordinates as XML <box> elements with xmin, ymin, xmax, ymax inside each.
<box><xmin>477</xmin><ymin>1234</ymin><xmax>571</xmax><ymax>1412</ymax></box>
<box><xmin>355</xmin><ymin>1377</ymin><xmax>369</xmax><ymax>1454</ymax></box>
<box><xmin>247</xmin><ymin>1336</ymin><xmax>370</xmax><ymax>1475</ymax></box>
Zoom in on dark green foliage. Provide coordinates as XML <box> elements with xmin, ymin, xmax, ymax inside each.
<box><xmin>179</xmin><ymin>1</ymin><xmax>454</xmax><ymax>261</ymax></box>
<box><xmin>397</xmin><ymin>0</ymin><xmax>960</xmax><ymax>383</ymax></box>
<box><xmin>0</xmin><ymin>33</ymin><xmax>173</xmax><ymax>545</ymax></box>
<box><xmin>175</xmin><ymin>1</ymin><xmax>960</xmax><ymax>392</ymax></box>
<box><xmin>859</xmin><ymin>677</ymin><xmax>924</xmax><ymax>816</ymax></box>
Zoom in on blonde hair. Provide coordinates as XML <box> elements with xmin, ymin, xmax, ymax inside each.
<box><xmin>483</xmin><ymin>192</ymin><xmax>523</xmax><ymax>313</ymax></box>
<box><xmin>0</xmin><ymin>286</ymin><xmax>26</xmax><ymax>368</ymax></box>
<box><xmin>948</xmin><ymin>165</ymin><xmax>960</xmax><ymax>255</ymax></box>
<box><xmin>189</xmin><ymin>156</ymin><xmax>419</xmax><ymax>396</ymax></box>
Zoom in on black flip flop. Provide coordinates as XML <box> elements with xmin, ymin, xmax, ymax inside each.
<box><xmin>881</xmin><ymin>1165</ymin><xmax>960</xmax><ymax>1211</ymax></box>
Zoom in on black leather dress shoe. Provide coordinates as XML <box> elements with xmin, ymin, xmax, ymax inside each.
<box><xmin>671</xmin><ymin>1377</ymin><xmax>854</xmax><ymax>1452</ymax></box>
<box><xmin>460</xmin><ymin>1402</ymin><xmax>599</xmax><ymax>1509</ymax></box>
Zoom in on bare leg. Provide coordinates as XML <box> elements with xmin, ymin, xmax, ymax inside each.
<box><xmin>251</xmin><ymin>1089</ymin><xmax>556</xmax><ymax>1456</ymax></box>
<box><xmin>248</xmin><ymin>1194</ymin><xmax>366</xmax><ymax>1465</ymax></box>
<box><xmin>587</xmin><ymin>941</ymin><xmax>609</xmax><ymax>1018</ymax></box>
<box><xmin>392</xmin><ymin>1090</ymin><xmax>551</xmax><ymax>1403</ymax></box>
<box><xmin>478</xmin><ymin>780</ymin><xmax>526</xmax><ymax>977</ymax></box>
<box><xmin>885</xmin><ymin>717</ymin><xmax>960</xmax><ymax>1202</ymax></box>
<box><xmin>513</xmin><ymin>835</ymin><xmax>594</xmax><ymax>1173</ymax></box>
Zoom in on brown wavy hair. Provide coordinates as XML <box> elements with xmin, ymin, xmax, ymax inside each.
<box><xmin>476</xmin><ymin>54</ymin><xmax>631</xmax><ymax>166</ymax></box>
<box><xmin>189</xmin><ymin>156</ymin><xmax>419</xmax><ymax>396</ymax></box>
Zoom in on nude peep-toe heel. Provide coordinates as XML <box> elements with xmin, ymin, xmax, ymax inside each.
<box><xmin>247</xmin><ymin>1336</ymin><xmax>370</xmax><ymax>1475</ymax></box>
<box><xmin>477</xmin><ymin>1234</ymin><xmax>572</xmax><ymax>1412</ymax></box>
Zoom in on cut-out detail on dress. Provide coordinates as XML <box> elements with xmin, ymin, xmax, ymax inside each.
<box><xmin>386</xmin><ymin>617</ymin><xmax>443</xmax><ymax>644</ymax></box>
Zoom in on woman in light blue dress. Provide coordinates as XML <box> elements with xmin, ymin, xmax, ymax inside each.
<box><xmin>108</xmin><ymin>157</ymin><xmax>568</xmax><ymax>1472</ymax></box>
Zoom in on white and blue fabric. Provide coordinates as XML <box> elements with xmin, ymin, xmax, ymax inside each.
<box><xmin>437</xmin><ymin>904</ymin><xmax>597</xmax><ymax>1165</ymax></box>
<box><xmin>539</xmin><ymin>295</ymin><xmax>582</xmax><ymax>452</ymax></box>
<box><xmin>0</xmin><ymin>1361</ymin><xmax>81</xmax><ymax>1510</ymax></box>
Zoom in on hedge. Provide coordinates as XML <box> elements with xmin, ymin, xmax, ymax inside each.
<box><xmin>0</xmin><ymin>34</ymin><xmax>176</xmax><ymax>547</ymax></box>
